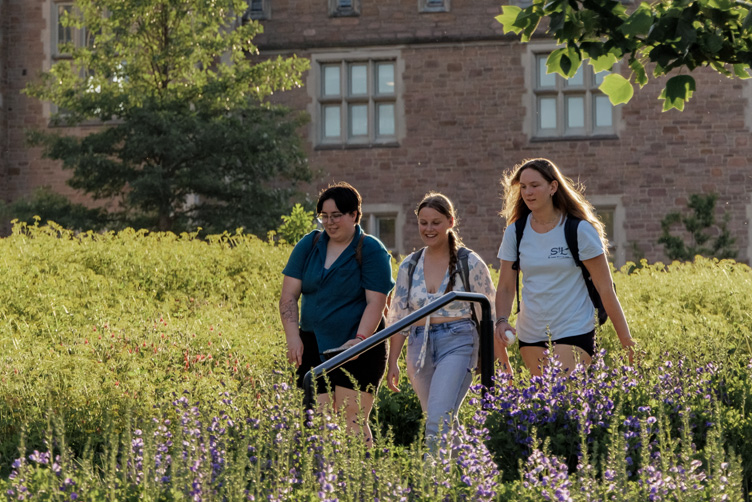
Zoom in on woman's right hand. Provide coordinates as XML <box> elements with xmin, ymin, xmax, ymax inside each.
<box><xmin>494</xmin><ymin>322</ymin><xmax>516</xmax><ymax>347</ymax></box>
<box><xmin>286</xmin><ymin>334</ymin><xmax>304</xmax><ymax>367</ymax></box>
<box><xmin>386</xmin><ymin>361</ymin><xmax>400</xmax><ymax>392</ymax></box>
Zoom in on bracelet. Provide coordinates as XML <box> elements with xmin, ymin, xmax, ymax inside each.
<box><xmin>494</xmin><ymin>316</ymin><xmax>509</xmax><ymax>327</ymax></box>
<box><xmin>355</xmin><ymin>334</ymin><xmax>367</xmax><ymax>341</ymax></box>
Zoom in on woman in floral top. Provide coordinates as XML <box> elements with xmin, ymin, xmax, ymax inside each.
<box><xmin>386</xmin><ymin>192</ymin><xmax>512</xmax><ymax>452</ymax></box>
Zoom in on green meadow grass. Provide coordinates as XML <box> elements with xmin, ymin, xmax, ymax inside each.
<box><xmin>0</xmin><ymin>221</ymin><xmax>750</xmax><ymax>500</ymax></box>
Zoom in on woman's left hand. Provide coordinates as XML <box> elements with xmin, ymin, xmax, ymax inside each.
<box><xmin>621</xmin><ymin>338</ymin><xmax>637</xmax><ymax>365</ymax></box>
<box><xmin>342</xmin><ymin>338</ymin><xmax>360</xmax><ymax>349</ymax></box>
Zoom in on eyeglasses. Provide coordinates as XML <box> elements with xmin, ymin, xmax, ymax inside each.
<box><xmin>317</xmin><ymin>212</ymin><xmax>344</xmax><ymax>224</ymax></box>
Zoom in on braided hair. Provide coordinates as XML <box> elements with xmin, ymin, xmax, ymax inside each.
<box><xmin>416</xmin><ymin>192</ymin><xmax>464</xmax><ymax>294</ymax></box>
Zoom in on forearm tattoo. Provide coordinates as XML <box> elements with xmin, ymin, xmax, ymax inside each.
<box><xmin>279</xmin><ymin>298</ymin><xmax>299</xmax><ymax>325</ymax></box>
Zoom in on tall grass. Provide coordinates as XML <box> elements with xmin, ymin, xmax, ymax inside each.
<box><xmin>1</xmin><ymin>221</ymin><xmax>751</xmax><ymax>499</ymax></box>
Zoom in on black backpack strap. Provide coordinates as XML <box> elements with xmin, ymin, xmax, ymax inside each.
<box><xmin>564</xmin><ymin>216</ymin><xmax>582</xmax><ymax>267</ymax></box>
<box><xmin>405</xmin><ymin>247</ymin><xmax>424</xmax><ymax>300</ymax></box>
<box><xmin>457</xmin><ymin>247</ymin><xmax>481</xmax><ymax>330</ymax></box>
<box><xmin>512</xmin><ymin>217</ymin><xmax>526</xmax><ymax>314</ymax></box>
<box><xmin>564</xmin><ymin>216</ymin><xmax>610</xmax><ymax>325</ymax></box>
<box><xmin>354</xmin><ymin>233</ymin><xmax>365</xmax><ymax>267</ymax></box>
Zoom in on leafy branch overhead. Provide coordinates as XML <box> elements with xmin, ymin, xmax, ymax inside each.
<box><xmin>496</xmin><ymin>0</ymin><xmax>752</xmax><ymax>111</ymax></box>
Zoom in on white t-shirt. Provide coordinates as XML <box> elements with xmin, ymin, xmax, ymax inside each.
<box><xmin>497</xmin><ymin>215</ymin><xmax>604</xmax><ymax>343</ymax></box>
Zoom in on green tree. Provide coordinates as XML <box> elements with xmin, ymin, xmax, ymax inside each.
<box><xmin>24</xmin><ymin>0</ymin><xmax>311</xmax><ymax>234</ymax></box>
<box><xmin>658</xmin><ymin>193</ymin><xmax>737</xmax><ymax>260</ymax></box>
<box><xmin>496</xmin><ymin>0</ymin><xmax>752</xmax><ymax>111</ymax></box>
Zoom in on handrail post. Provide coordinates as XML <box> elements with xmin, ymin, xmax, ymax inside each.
<box><xmin>479</xmin><ymin>300</ymin><xmax>494</xmax><ymax>390</ymax></box>
<box><xmin>302</xmin><ymin>371</ymin><xmax>314</xmax><ymax>410</ymax></box>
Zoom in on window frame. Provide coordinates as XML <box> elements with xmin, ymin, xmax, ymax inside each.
<box><xmin>52</xmin><ymin>1</ymin><xmax>90</xmax><ymax>60</ymax></box>
<box><xmin>528</xmin><ymin>45</ymin><xmax>619</xmax><ymax>140</ymax></box>
<box><xmin>419</xmin><ymin>0</ymin><xmax>451</xmax><ymax>13</ymax></box>
<box><xmin>244</xmin><ymin>0</ymin><xmax>271</xmax><ymax>21</ymax></box>
<box><xmin>311</xmin><ymin>50</ymin><xmax>403</xmax><ymax>149</ymax></box>
<box><xmin>362</xmin><ymin>203</ymin><xmax>406</xmax><ymax>256</ymax></box>
<box><xmin>590</xmin><ymin>195</ymin><xmax>626</xmax><ymax>268</ymax></box>
<box><xmin>329</xmin><ymin>0</ymin><xmax>361</xmax><ymax>17</ymax></box>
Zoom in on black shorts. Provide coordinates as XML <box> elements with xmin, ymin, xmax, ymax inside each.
<box><xmin>518</xmin><ymin>330</ymin><xmax>596</xmax><ymax>358</ymax></box>
<box><xmin>295</xmin><ymin>330</ymin><xmax>387</xmax><ymax>395</ymax></box>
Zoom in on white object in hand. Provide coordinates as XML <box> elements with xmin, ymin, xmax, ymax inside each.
<box><xmin>504</xmin><ymin>329</ymin><xmax>515</xmax><ymax>344</ymax></box>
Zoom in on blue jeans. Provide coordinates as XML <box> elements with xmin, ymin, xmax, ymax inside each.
<box><xmin>406</xmin><ymin>319</ymin><xmax>478</xmax><ymax>451</ymax></box>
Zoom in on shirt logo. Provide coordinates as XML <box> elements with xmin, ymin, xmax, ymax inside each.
<box><xmin>548</xmin><ymin>246</ymin><xmax>570</xmax><ymax>258</ymax></box>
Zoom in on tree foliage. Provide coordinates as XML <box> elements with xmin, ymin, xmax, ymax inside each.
<box><xmin>658</xmin><ymin>193</ymin><xmax>737</xmax><ymax>260</ymax></box>
<box><xmin>275</xmin><ymin>203</ymin><xmax>317</xmax><ymax>245</ymax></box>
<box><xmin>496</xmin><ymin>0</ymin><xmax>752</xmax><ymax>111</ymax></box>
<box><xmin>24</xmin><ymin>0</ymin><xmax>311</xmax><ymax>234</ymax></box>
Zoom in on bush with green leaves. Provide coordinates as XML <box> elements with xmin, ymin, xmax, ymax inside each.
<box><xmin>0</xmin><ymin>187</ymin><xmax>108</xmax><ymax>233</ymax></box>
<box><xmin>658</xmin><ymin>193</ymin><xmax>737</xmax><ymax>261</ymax></box>
<box><xmin>275</xmin><ymin>203</ymin><xmax>318</xmax><ymax>245</ymax></box>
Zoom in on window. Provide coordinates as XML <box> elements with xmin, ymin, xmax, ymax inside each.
<box><xmin>362</xmin><ymin>204</ymin><xmax>406</xmax><ymax>256</ymax></box>
<box><xmin>420</xmin><ymin>0</ymin><xmax>450</xmax><ymax>12</ymax></box>
<box><xmin>591</xmin><ymin>196</ymin><xmax>626</xmax><ymax>268</ymax></box>
<box><xmin>314</xmin><ymin>54</ymin><xmax>401</xmax><ymax>147</ymax></box>
<box><xmin>244</xmin><ymin>0</ymin><xmax>270</xmax><ymax>21</ymax></box>
<box><xmin>51</xmin><ymin>2</ymin><xmax>96</xmax><ymax>120</ymax></box>
<box><xmin>532</xmin><ymin>51</ymin><xmax>617</xmax><ymax>138</ymax></box>
<box><xmin>53</xmin><ymin>2</ymin><xmax>91</xmax><ymax>59</ymax></box>
<box><xmin>329</xmin><ymin>0</ymin><xmax>360</xmax><ymax>17</ymax></box>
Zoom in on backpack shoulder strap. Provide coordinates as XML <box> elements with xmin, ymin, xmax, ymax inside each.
<box><xmin>311</xmin><ymin>229</ymin><xmax>322</xmax><ymax>248</ymax></box>
<box><xmin>512</xmin><ymin>217</ymin><xmax>526</xmax><ymax>314</ymax></box>
<box><xmin>456</xmin><ymin>247</ymin><xmax>481</xmax><ymax>331</ymax></box>
<box><xmin>405</xmin><ymin>247</ymin><xmax>425</xmax><ymax>300</ymax></box>
<box><xmin>456</xmin><ymin>247</ymin><xmax>472</xmax><ymax>293</ymax></box>
<box><xmin>513</xmin><ymin>217</ymin><xmax>526</xmax><ymax>271</ymax></box>
<box><xmin>354</xmin><ymin>233</ymin><xmax>366</xmax><ymax>267</ymax></box>
<box><xmin>563</xmin><ymin>216</ymin><xmax>609</xmax><ymax>325</ymax></box>
<box><xmin>564</xmin><ymin>216</ymin><xmax>583</xmax><ymax>266</ymax></box>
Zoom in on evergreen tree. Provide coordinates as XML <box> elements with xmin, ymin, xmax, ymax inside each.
<box><xmin>24</xmin><ymin>0</ymin><xmax>311</xmax><ymax>234</ymax></box>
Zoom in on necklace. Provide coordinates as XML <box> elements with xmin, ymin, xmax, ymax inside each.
<box><xmin>532</xmin><ymin>212</ymin><xmax>560</xmax><ymax>228</ymax></box>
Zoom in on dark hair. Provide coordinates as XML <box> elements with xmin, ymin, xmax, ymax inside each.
<box><xmin>416</xmin><ymin>192</ymin><xmax>463</xmax><ymax>294</ymax></box>
<box><xmin>316</xmin><ymin>182</ymin><xmax>362</xmax><ymax>224</ymax></box>
<box><xmin>500</xmin><ymin>158</ymin><xmax>607</xmax><ymax>249</ymax></box>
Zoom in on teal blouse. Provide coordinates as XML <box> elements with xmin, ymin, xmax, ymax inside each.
<box><xmin>282</xmin><ymin>225</ymin><xmax>395</xmax><ymax>355</ymax></box>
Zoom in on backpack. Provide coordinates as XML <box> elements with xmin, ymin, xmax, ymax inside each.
<box><xmin>512</xmin><ymin>215</ymin><xmax>611</xmax><ymax>326</ymax></box>
<box><xmin>405</xmin><ymin>247</ymin><xmax>480</xmax><ymax>332</ymax></box>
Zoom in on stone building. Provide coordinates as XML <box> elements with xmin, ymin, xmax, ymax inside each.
<box><xmin>3</xmin><ymin>0</ymin><xmax>752</xmax><ymax>266</ymax></box>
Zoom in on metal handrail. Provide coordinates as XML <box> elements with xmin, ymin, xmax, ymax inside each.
<box><xmin>302</xmin><ymin>291</ymin><xmax>495</xmax><ymax>408</ymax></box>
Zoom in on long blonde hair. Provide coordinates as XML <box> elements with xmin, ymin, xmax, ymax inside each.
<box><xmin>500</xmin><ymin>158</ymin><xmax>608</xmax><ymax>250</ymax></box>
<box><xmin>416</xmin><ymin>192</ymin><xmax>464</xmax><ymax>294</ymax></box>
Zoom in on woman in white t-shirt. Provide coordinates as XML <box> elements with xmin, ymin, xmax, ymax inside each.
<box><xmin>494</xmin><ymin>158</ymin><xmax>635</xmax><ymax>376</ymax></box>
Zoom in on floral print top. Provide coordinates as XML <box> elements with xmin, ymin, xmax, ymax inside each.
<box><xmin>386</xmin><ymin>247</ymin><xmax>496</xmax><ymax>336</ymax></box>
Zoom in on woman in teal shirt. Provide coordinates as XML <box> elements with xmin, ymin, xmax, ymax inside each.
<box><xmin>279</xmin><ymin>182</ymin><xmax>394</xmax><ymax>445</ymax></box>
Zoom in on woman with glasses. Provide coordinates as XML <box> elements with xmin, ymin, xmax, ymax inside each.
<box><xmin>385</xmin><ymin>192</ymin><xmax>511</xmax><ymax>453</ymax></box>
<box><xmin>279</xmin><ymin>182</ymin><xmax>394</xmax><ymax>445</ymax></box>
<box><xmin>495</xmin><ymin>158</ymin><xmax>635</xmax><ymax>376</ymax></box>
